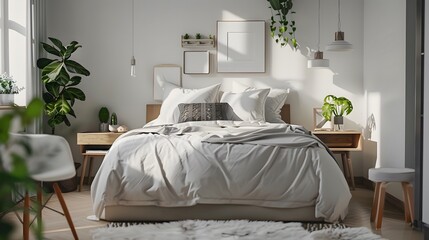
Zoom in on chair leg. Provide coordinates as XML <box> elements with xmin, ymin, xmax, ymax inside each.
<box><xmin>371</xmin><ymin>182</ymin><xmax>381</xmax><ymax>222</ymax></box>
<box><xmin>375</xmin><ymin>182</ymin><xmax>387</xmax><ymax>229</ymax></box>
<box><xmin>23</xmin><ymin>191</ymin><xmax>30</xmax><ymax>240</ymax></box>
<box><xmin>37</xmin><ymin>184</ymin><xmax>43</xmax><ymax>233</ymax></box>
<box><xmin>79</xmin><ymin>155</ymin><xmax>89</xmax><ymax>192</ymax></box>
<box><xmin>402</xmin><ymin>182</ymin><xmax>414</xmax><ymax>223</ymax></box>
<box><xmin>53</xmin><ymin>183</ymin><xmax>79</xmax><ymax>240</ymax></box>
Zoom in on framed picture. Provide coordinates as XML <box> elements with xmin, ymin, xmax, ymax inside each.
<box><xmin>183</xmin><ymin>51</ymin><xmax>210</xmax><ymax>74</ymax></box>
<box><xmin>313</xmin><ymin>108</ymin><xmax>333</xmax><ymax>131</ymax></box>
<box><xmin>153</xmin><ymin>64</ymin><xmax>181</xmax><ymax>101</ymax></box>
<box><xmin>217</xmin><ymin>20</ymin><xmax>265</xmax><ymax>73</ymax></box>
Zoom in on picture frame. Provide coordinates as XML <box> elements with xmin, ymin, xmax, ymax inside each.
<box><xmin>217</xmin><ymin>20</ymin><xmax>265</xmax><ymax>73</ymax></box>
<box><xmin>183</xmin><ymin>51</ymin><xmax>210</xmax><ymax>74</ymax></box>
<box><xmin>313</xmin><ymin>108</ymin><xmax>333</xmax><ymax>131</ymax></box>
<box><xmin>153</xmin><ymin>64</ymin><xmax>181</xmax><ymax>101</ymax></box>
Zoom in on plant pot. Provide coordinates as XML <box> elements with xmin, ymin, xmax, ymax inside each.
<box><xmin>109</xmin><ymin>124</ymin><xmax>119</xmax><ymax>132</ymax></box>
<box><xmin>334</xmin><ymin>116</ymin><xmax>344</xmax><ymax>131</ymax></box>
<box><xmin>0</xmin><ymin>94</ymin><xmax>14</xmax><ymax>105</ymax></box>
<box><xmin>100</xmin><ymin>123</ymin><xmax>109</xmax><ymax>132</ymax></box>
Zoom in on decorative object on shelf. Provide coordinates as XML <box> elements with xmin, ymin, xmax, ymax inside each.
<box><xmin>117</xmin><ymin>125</ymin><xmax>129</xmax><ymax>133</ymax></box>
<box><xmin>153</xmin><ymin>64</ymin><xmax>181</xmax><ymax>101</ymax></box>
<box><xmin>109</xmin><ymin>112</ymin><xmax>119</xmax><ymax>132</ymax></box>
<box><xmin>267</xmin><ymin>0</ymin><xmax>297</xmax><ymax>48</ymax></box>
<box><xmin>0</xmin><ymin>73</ymin><xmax>24</xmax><ymax>105</ymax></box>
<box><xmin>99</xmin><ymin>107</ymin><xmax>110</xmax><ymax>132</ymax></box>
<box><xmin>321</xmin><ymin>95</ymin><xmax>353</xmax><ymax>131</ymax></box>
<box><xmin>325</xmin><ymin>0</ymin><xmax>353</xmax><ymax>52</ymax></box>
<box><xmin>308</xmin><ymin>0</ymin><xmax>329</xmax><ymax>68</ymax></box>
<box><xmin>217</xmin><ymin>21</ymin><xmax>265</xmax><ymax>73</ymax></box>
<box><xmin>313</xmin><ymin>108</ymin><xmax>333</xmax><ymax>131</ymax></box>
<box><xmin>181</xmin><ymin>34</ymin><xmax>215</xmax><ymax>48</ymax></box>
<box><xmin>130</xmin><ymin>0</ymin><xmax>136</xmax><ymax>77</ymax></box>
<box><xmin>183</xmin><ymin>51</ymin><xmax>210</xmax><ymax>74</ymax></box>
<box><xmin>37</xmin><ymin>37</ymin><xmax>90</xmax><ymax>134</ymax></box>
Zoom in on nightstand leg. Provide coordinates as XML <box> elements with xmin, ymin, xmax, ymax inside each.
<box><xmin>346</xmin><ymin>152</ymin><xmax>355</xmax><ymax>190</ymax></box>
<box><xmin>341</xmin><ymin>153</ymin><xmax>350</xmax><ymax>180</ymax></box>
<box><xmin>87</xmin><ymin>157</ymin><xmax>94</xmax><ymax>185</ymax></box>
<box><xmin>79</xmin><ymin>155</ymin><xmax>89</xmax><ymax>192</ymax></box>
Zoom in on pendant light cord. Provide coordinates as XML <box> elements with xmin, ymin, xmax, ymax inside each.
<box><xmin>131</xmin><ymin>0</ymin><xmax>135</xmax><ymax>58</ymax></box>
<box><xmin>317</xmin><ymin>0</ymin><xmax>321</xmax><ymax>51</ymax></box>
<box><xmin>337</xmin><ymin>0</ymin><xmax>341</xmax><ymax>31</ymax></box>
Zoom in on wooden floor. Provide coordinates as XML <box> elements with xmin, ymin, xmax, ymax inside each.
<box><xmin>5</xmin><ymin>187</ymin><xmax>423</xmax><ymax>240</ymax></box>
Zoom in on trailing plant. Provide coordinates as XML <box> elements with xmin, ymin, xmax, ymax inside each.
<box><xmin>0</xmin><ymin>73</ymin><xmax>24</xmax><ymax>94</ymax></box>
<box><xmin>267</xmin><ymin>0</ymin><xmax>297</xmax><ymax>48</ymax></box>
<box><xmin>99</xmin><ymin>107</ymin><xmax>109</xmax><ymax>123</ymax></box>
<box><xmin>321</xmin><ymin>95</ymin><xmax>353</xmax><ymax>121</ymax></box>
<box><xmin>37</xmin><ymin>37</ymin><xmax>90</xmax><ymax>134</ymax></box>
<box><xmin>0</xmin><ymin>98</ymin><xmax>44</xmax><ymax>240</ymax></box>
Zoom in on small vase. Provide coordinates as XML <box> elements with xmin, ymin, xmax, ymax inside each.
<box><xmin>100</xmin><ymin>123</ymin><xmax>109</xmax><ymax>132</ymax></box>
<box><xmin>333</xmin><ymin>116</ymin><xmax>344</xmax><ymax>131</ymax></box>
<box><xmin>0</xmin><ymin>94</ymin><xmax>14</xmax><ymax>105</ymax></box>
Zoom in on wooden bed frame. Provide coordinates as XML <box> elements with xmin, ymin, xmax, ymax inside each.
<box><xmin>146</xmin><ymin>103</ymin><xmax>291</xmax><ymax>123</ymax></box>
<box><xmin>103</xmin><ymin>103</ymin><xmax>324</xmax><ymax>222</ymax></box>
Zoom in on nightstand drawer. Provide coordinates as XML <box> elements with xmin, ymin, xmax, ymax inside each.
<box><xmin>313</xmin><ymin>131</ymin><xmax>361</xmax><ymax>150</ymax></box>
<box><xmin>77</xmin><ymin>132</ymin><xmax>122</xmax><ymax>145</ymax></box>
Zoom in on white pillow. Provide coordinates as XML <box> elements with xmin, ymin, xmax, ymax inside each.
<box><xmin>264</xmin><ymin>88</ymin><xmax>290</xmax><ymax>123</ymax></box>
<box><xmin>156</xmin><ymin>83</ymin><xmax>221</xmax><ymax>124</ymax></box>
<box><xmin>220</xmin><ymin>88</ymin><xmax>270</xmax><ymax>122</ymax></box>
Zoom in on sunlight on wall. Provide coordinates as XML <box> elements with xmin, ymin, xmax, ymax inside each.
<box><xmin>221</xmin><ymin>10</ymin><xmax>245</xmax><ymax>20</ymax></box>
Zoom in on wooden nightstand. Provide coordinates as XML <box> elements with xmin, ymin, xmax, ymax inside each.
<box><xmin>313</xmin><ymin>131</ymin><xmax>362</xmax><ymax>190</ymax></box>
<box><xmin>77</xmin><ymin>132</ymin><xmax>123</xmax><ymax>191</ymax></box>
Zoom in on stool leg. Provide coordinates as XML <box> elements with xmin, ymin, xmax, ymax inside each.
<box><xmin>375</xmin><ymin>182</ymin><xmax>387</xmax><ymax>229</ymax></box>
<box><xmin>79</xmin><ymin>155</ymin><xmax>89</xmax><ymax>192</ymax></box>
<box><xmin>371</xmin><ymin>182</ymin><xmax>381</xmax><ymax>222</ymax></box>
<box><xmin>402</xmin><ymin>182</ymin><xmax>414</xmax><ymax>223</ymax></box>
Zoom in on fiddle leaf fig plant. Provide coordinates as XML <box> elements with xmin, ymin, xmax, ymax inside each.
<box><xmin>321</xmin><ymin>95</ymin><xmax>353</xmax><ymax>121</ymax></box>
<box><xmin>37</xmin><ymin>37</ymin><xmax>90</xmax><ymax>134</ymax></box>
<box><xmin>267</xmin><ymin>0</ymin><xmax>297</xmax><ymax>48</ymax></box>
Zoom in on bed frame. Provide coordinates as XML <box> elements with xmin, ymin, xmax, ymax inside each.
<box><xmin>103</xmin><ymin>103</ymin><xmax>323</xmax><ymax>222</ymax></box>
<box><xmin>146</xmin><ymin>103</ymin><xmax>291</xmax><ymax>123</ymax></box>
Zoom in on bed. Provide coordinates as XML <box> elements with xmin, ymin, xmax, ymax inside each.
<box><xmin>91</xmin><ymin>97</ymin><xmax>351</xmax><ymax>223</ymax></box>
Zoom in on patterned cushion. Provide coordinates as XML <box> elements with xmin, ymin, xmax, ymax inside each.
<box><xmin>178</xmin><ymin>103</ymin><xmax>229</xmax><ymax>123</ymax></box>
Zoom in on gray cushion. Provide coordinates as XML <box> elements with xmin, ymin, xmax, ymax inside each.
<box><xmin>368</xmin><ymin>168</ymin><xmax>414</xmax><ymax>182</ymax></box>
<box><xmin>178</xmin><ymin>103</ymin><xmax>229</xmax><ymax>123</ymax></box>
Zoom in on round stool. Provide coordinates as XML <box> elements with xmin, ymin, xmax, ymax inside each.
<box><xmin>368</xmin><ymin>168</ymin><xmax>414</xmax><ymax>229</ymax></box>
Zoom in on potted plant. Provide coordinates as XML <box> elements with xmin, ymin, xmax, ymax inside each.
<box><xmin>37</xmin><ymin>37</ymin><xmax>90</xmax><ymax>134</ymax></box>
<box><xmin>183</xmin><ymin>33</ymin><xmax>190</xmax><ymax>44</ymax></box>
<box><xmin>0</xmin><ymin>73</ymin><xmax>24</xmax><ymax>105</ymax></box>
<box><xmin>267</xmin><ymin>0</ymin><xmax>298</xmax><ymax>48</ymax></box>
<box><xmin>99</xmin><ymin>107</ymin><xmax>110</xmax><ymax>132</ymax></box>
<box><xmin>109</xmin><ymin>112</ymin><xmax>119</xmax><ymax>132</ymax></box>
<box><xmin>195</xmin><ymin>33</ymin><xmax>202</xmax><ymax>44</ymax></box>
<box><xmin>321</xmin><ymin>95</ymin><xmax>353</xmax><ymax>131</ymax></box>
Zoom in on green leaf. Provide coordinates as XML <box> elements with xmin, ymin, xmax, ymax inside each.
<box><xmin>57</xmin><ymin>68</ymin><xmax>71</xmax><ymax>85</ymax></box>
<box><xmin>11</xmin><ymin>154</ymin><xmax>29</xmax><ymax>179</ymax></box>
<box><xmin>42</xmin><ymin>92</ymin><xmax>55</xmax><ymax>104</ymax></box>
<box><xmin>45</xmin><ymin>82</ymin><xmax>61</xmax><ymax>97</ymax></box>
<box><xmin>41</xmin><ymin>42</ymin><xmax>61</xmax><ymax>57</ymax></box>
<box><xmin>65</xmin><ymin>87</ymin><xmax>85</xmax><ymax>101</ymax></box>
<box><xmin>48</xmin><ymin>37</ymin><xmax>66</xmax><ymax>54</ymax></box>
<box><xmin>68</xmin><ymin>76</ymin><xmax>82</xmax><ymax>86</ymax></box>
<box><xmin>36</xmin><ymin>58</ymin><xmax>55</xmax><ymax>69</ymax></box>
<box><xmin>41</xmin><ymin>61</ymin><xmax>64</xmax><ymax>83</ymax></box>
<box><xmin>24</xmin><ymin>98</ymin><xmax>44</xmax><ymax>120</ymax></box>
<box><xmin>64</xmin><ymin>116</ymin><xmax>71</xmax><ymax>126</ymax></box>
<box><xmin>58</xmin><ymin>97</ymin><xmax>72</xmax><ymax>115</ymax></box>
<box><xmin>269</xmin><ymin>0</ymin><xmax>281</xmax><ymax>10</ymax></box>
<box><xmin>0</xmin><ymin>114</ymin><xmax>13</xmax><ymax>143</ymax></box>
<box><xmin>64</xmin><ymin>60</ymin><xmax>90</xmax><ymax>76</ymax></box>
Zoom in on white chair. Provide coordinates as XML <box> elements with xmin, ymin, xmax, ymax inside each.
<box><xmin>368</xmin><ymin>167</ymin><xmax>414</xmax><ymax>229</ymax></box>
<box><xmin>4</xmin><ymin>134</ymin><xmax>78</xmax><ymax>240</ymax></box>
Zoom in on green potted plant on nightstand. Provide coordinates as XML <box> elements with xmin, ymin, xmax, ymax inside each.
<box><xmin>321</xmin><ymin>95</ymin><xmax>353</xmax><ymax>131</ymax></box>
<box><xmin>99</xmin><ymin>107</ymin><xmax>110</xmax><ymax>132</ymax></box>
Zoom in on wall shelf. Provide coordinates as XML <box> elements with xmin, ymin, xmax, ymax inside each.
<box><xmin>181</xmin><ymin>35</ymin><xmax>215</xmax><ymax>48</ymax></box>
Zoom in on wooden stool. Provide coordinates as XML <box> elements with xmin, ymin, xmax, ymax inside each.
<box><xmin>368</xmin><ymin>168</ymin><xmax>414</xmax><ymax>229</ymax></box>
<box><xmin>79</xmin><ymin>151</ymin><xmax>108</xmax><ymax>191</ymax></box>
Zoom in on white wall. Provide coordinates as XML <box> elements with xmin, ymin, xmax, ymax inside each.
<box><xmin>363</xmin><ymin>0</ymin><xmax>406</xmax><ymax>200</ymax></box>
<box><xmin>45</xmin><ymin>0</ymin><xmax>365</xmax><ymax>175</ymax></box>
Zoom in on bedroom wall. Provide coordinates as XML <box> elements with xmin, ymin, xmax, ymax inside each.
<box><xmin>45</xmin><ymin>0</ymin><xmax>365</xmax><ymax>176</ymax></box>
<box><xmin>363</xmin><ymin>0</ymin><xmax>406</xmax><ymax>200</ymax></box>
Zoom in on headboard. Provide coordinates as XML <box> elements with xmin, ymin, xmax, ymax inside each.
<box><xmin>146</xmin><ymin>104</ymin><xmax>291</xmax><ymax>124</ymax></box>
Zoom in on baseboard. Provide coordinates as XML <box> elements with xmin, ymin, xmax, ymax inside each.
<box><xmin>355</xmin><ymin>177</ymin><xmax>404</xmax><ymax>212</ymax></box>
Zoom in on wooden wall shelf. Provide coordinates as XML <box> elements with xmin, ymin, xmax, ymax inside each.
<box><xmin>181</xmin><ymin>35</ymin><xmax>215</xmax><ymax>48</ymax></box>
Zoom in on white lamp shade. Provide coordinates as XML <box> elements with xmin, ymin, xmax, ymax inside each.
<box><xmin>326</xmin><ymin>40</ymin><xmax>353</xmax><ymax>51</ymax></box>
<box><xmin>307</xmin><ymin>59</ymin><xmax>330</xmax><ymax>68</ymax></box>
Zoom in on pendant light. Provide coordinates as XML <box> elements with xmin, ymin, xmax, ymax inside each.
<box><xmin>325</xmin><ymin>0</ymin><xmax>352</xmax><ymax>51</ymax></box>
<box><xmin>130</xmin><ymin>0</ymin><xmax>136</xmax><ymax>77</ymax></box>
<box><xmin>308</xmin><ymin>0</ymin><xmax>329</xmax><ymax>68</ymax></box>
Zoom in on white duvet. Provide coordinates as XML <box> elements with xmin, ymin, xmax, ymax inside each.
<box><xmin>91</xmin><ymin>121</ymin><xmax>351</xmax><ymax>222</ymax></box>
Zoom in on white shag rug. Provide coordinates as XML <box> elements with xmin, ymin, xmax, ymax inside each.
<box><xmin>92</xmin><ymin>220</ymin><xmax>385</xmax><ymax>240</ymax></box>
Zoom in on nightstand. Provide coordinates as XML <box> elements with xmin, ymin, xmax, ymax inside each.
<box><xmin>77</xmin><ymin>132</ymin><xmax>123</xmax><ymax>191</ymax></box>
<box><xmin>313</xmin><ymin>131</ymin><xmax>362</xmax><ymax>190</ymax></box>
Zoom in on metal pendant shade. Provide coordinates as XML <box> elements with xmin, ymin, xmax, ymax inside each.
<box><xmin>308</xmin><ymin>0</ymin><xmax>329</xmax><ymax>68</ymax></box>
<box><xmin>326</xmin><ymin>0</ymin><xmax>352</xmax><ymax>52</ymax></box>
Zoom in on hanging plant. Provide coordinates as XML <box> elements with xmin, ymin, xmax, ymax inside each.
<box><xmin>267</xmin><ymin>0</ymin><xmax>297</xmax><ymax>48</ymax></box>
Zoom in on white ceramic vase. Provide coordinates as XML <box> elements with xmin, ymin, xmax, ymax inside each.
<box><xmin>0</xmin><ymin>94</ymin><xmax>14</xmax><ymax>105</ymax></box>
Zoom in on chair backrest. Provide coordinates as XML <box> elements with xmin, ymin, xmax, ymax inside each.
<box><xmin>3</xmin><ymin>134</ymin><xmax>75</xmax><ymax>182</ymax></box>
